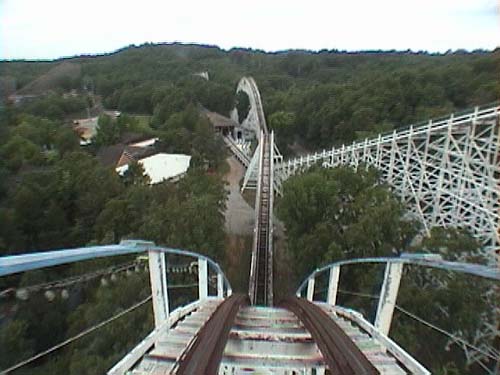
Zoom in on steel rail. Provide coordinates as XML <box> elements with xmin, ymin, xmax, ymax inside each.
<box><xmin>246</xmin><ymin>77</ymin><xmax>274</xmax><ymax>306</ymax></box>
<box><xmin>174</xmin><ymin>294</ymin><xmax>248</xmax><ymax>374</ymax></box>
<box><xmin>296</xmin><ymin>256</ymin><xmax>500</xmax><ymax>295</ymax></box>
<box><xmin>281</xmin><ymin>297</ymin><xmax>379</xmax><ymax>374</ymax></box>
<box><xmin>248</xmin><ymin>131</ymin><xmax>265</xmax><ymax>304</ymax></box>
<box><xmin>256</xmin><ymin>133</ymin><xmax>271</xmax><ymax>305</ymax></box>
<box><xmin>249</xmin><ymin>132</ymin><xmax>273</xmax><ymax>305</ymax></box>
<box><xmin>247</xmin><ymin>77</ymin><xmax>268</xmax><ymax>134</ymax></box>
<box><xmin>0</xmin><ymin>240</ymin><xmax>232</xmax><ymax>292</ymax></box>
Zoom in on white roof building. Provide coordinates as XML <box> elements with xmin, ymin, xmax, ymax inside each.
<box><xmin>116</xmin><ymin>153</ymin><xmax>191</xmax><ymax>184</ymax></box>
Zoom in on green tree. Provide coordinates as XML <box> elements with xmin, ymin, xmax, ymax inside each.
<box><xmin>122</xmin><ymin>161</ymin><xmax>150</xmax><ymax>186</ymax></box>
<box><xmin>277</xmin><ymin>166</ymin><xmax>419</xmax><ymax>277</ymax></box>
<box><xmin>1</xmin><ymin>135</ymin><xmax>43</xmax><ymax>170</ymax></box>
<box><xmin>268</xmin><ymin>111</ymin><xmax>296</xmax><ymax>152</ymax></box>
<box><xmin>93</xmin><ymin>115</ymin><xmax>121</xmax><ymax>147</ymax></box>
<box><xmin>0</xmin><ymin>320</ymin><xmax>34</xmax><ymax>369</ymax></box>
<box><xmin>138</xmin><ymin>170</ymin><xmax>227</xmax><ymax>260</ymax></box>
<box><xmin>54</xmin><ymin>127</ymin><xmax>79</xmax><ymax>156</ymax></box>
<box><xmin>418</xmin><ymin>227</ymin><xmax>483</xmax><ymax>262</ymax></box>
<box><xmin>95</xmin><ymin>199</ymin><xmax>132</xmax><ymax>243</ymax></box>
<box><xmin>235</xmin><ymin>91</ymin><xmax>250</xmax><ymax>123</ymax></box>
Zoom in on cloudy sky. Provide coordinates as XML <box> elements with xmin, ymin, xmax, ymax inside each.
<box><xmin>1</xmin><ymin>0</ymin><xmax>498</xmax><ymax>60</ymax></box>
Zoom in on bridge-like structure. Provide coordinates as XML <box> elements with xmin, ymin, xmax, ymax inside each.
<box><xmin>1</xmin><ymin>78</ymin><xmax>499</xmax><ymax>374</ymax></box>
<box><xmin>274</xmin><ymin>104</ymin><xmax>500</xmax><ymax>264</ymax></box>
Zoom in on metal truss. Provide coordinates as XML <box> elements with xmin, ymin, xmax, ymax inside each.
<box><xmin>276</xmin><ymin>105</ymin><xmax>500</xmax><ymax>265</ymax></box>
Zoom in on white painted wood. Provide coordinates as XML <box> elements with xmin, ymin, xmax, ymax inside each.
<box><xmin>326</xmin><ymin>266</ymin><xmax>340</xmax><ymax>305</ymax></box>
<box><xmin>160</xmin><ymin>252</ymin><xmax>169</xmax><ymax>319</ymax></box>
<box><xmin>334</xmin><ymin>305</ymin><xmax>430</xmax><ymax>375</ymax></box>
<box><xmin>306</xmin><ymin>277</ymin><xmax>315</xmax><ymax>301</ymax></box>
<box><xmin>217</xmin><ymin>272</ymin><xmax>224</xmax><ymax>298</ymax></box>
<box><xmin>198</xmin><ymin>258</ymin><xmax>208</xmax><ymax>299</ymax></box>
<box><xmin>374</xmin><ymin>262</ymin><xmax>403</xmax><ymax>335</ymax></box>
<box><xmin>108</xmin><ymin>299</ymin><xmax>211</xmax><ymax>375</ymax></box>
<box><xmin>148</xmin><ymin>250</ymin><xmax>168</xmax><ymax>327</ymax></box>
<box><xmin>276</xmin><ymin>105</ymin><xmax>500</xmax><ymax>264</ymax></box>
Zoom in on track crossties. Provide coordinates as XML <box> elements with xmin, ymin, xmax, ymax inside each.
<box><xmin>175</xmin><ymin>294</ymin><xmax>248</xmax><ymax>374</ymax></box>
<box><xmin>281</xmin><ymin>297</ymin><xmax>380</xmax><ymax>374</ymax></box>
<box><xmin>248</xmin><ymin>132</ymin><xmax>274</xmax><ymax>306</ymax></box>
<box><xmin>127</xmin><ymin>297</ymin><xmax>415</xmax><ymax>374</ymax></box>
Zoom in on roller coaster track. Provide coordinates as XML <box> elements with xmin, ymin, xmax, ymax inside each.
<box><xmin>235</xmin><ymin>76</ymin><xmax>275</xmax><ymax>307</ymax></box>
<box><xmin>4</xmin><ymin>242</ymin><xmax>498</xmax><ymax>374</ymax></box>
<box><xmin>248</xmin><ymin>131</ymin><xmax>274</xmax><ymax>306</ymax></box>
<box><xmin>2</xmin><ymin>79</ymin><xmax>499</xmax><ymax>374</ymax></box>
<box><xmin>223</xmin><ymin>77</ymin><xmax>276</xmax><ymax>306</ymax></box>
<box><xmin>281</xmin><ymin>297</ymin><xmax>379</xmax><ymax>374</ymax></box>
<box><xmin>174</xmin><ymin>294</ymin><xmax>249</xmax><ymax>374</ymax></box>
<box><xmin>246</xmin><ymin>77</ymin><xmax>268</xmax><ymax>134</ymax></box>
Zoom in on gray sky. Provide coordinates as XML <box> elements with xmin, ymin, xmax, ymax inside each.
<box><xmin>1</xmin><ymin>0</ymin><xmax>498</xmax><ymax>60</ymax></box>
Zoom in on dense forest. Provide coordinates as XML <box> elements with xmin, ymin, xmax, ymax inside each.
<box><xmin>0</xmin><ymin>43</ymin><xmax>498</xmax><ymax>374</ymax></box>
<box><xmin>2</xmin><ymin>43</ymin><xmax>499</xmax><ymax>151</ymax></box>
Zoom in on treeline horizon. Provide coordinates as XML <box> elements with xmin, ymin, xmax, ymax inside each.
<box><xmin>2</xmin><ymin>41</ymin><xmax>499</xmax><ymax>63</ymax></box>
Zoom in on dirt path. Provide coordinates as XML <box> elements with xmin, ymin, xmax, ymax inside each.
<box><xmin>222</xmin><ymin>155</ymin><xmax>294</xmax><ymax>298</ymax></box>
<box><xmin>222</xmin><ymin>156</ymin><xmax>255</xmax><ymax>292</ymax></box>
<box><xmin>223</xmin><ymin>156</ymin><xmax>254</xmax><ymax>235</ymax></box>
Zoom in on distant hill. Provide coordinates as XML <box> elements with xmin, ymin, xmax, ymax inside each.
<box><xmin>0</xmin><ymin>76</ymin><xmax>16</xmax><ymax>98</ymax></box>
<box><xmin>1</xmin><ymin>43</ymin><xmax>498</xmax><ymax>149</ymax></box>
<box><xmin>16</xmin><ymin>62</ymin><xmax>81</xmax><ymax>95</ymax></box>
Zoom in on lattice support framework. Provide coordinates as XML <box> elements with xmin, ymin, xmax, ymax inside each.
<box><xmin>276</xmin><ymin>106</ymin><xmax>500</xmax><ymax>265</ymax></box>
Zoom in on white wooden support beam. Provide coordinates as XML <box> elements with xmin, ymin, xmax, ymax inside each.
<box><xmin>148</xmin><ymin>250</ymin><xmax>169</xmax><ymax>328</ymax></box>
<box><xmin>198</xmin><ymin>258</ymin><xmax>208</xmax><ymax>299</ymax></box>
<box><xmin>327</xmin><ymin>266</ymin><xmax>340</xmax><ymax>305</ymax></box>
<box><xmin>375</xmin><ymin>262</ymin><xmax>403</xmax><ymax>336</ymax></box>
<box><xmin>275</xmin><ymin>105</ymin><xmax>500</xmax><ymax>266</ymax></box>
<box><xmin>217</xmin><ymin>272</ymin><xmax>224</xmax><ymax>298</ymax></box>
<box><xmin>306</xmin><ymin>277</ymin><xmax>315</xmax><ymax>301</ymax></box>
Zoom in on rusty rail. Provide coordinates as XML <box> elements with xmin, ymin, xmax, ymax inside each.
<box><xmin>280</xmin><ymin>297</ymin><xmax>379</xmax><ymax>374</ymax></box>
<box><xmin>175</xmin><ymin>294</ymin><xmax>248</xmax><ymax>374</ymax></box>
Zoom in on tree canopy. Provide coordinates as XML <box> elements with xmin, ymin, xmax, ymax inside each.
<box><xmin>277</xmin><ymin>166</ymin><xmax>419</xmax><ymax>277</ymax></box>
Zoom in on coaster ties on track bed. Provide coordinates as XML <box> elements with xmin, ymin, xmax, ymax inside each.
<box><xmin>280</xmin><ymin>297</ymin><xmax>379</xmax><ymax>375</ymax></box>
<box><xmin>175</xmin><ymin>294</ymin><xmax>249</xmax><ymax>375</ymax></box>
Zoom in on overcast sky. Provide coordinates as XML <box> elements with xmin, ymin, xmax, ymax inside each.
<box><xmin>1</xmin><ymin>0</ymin><xmax>498</xmax><ymax>60</ymax></box>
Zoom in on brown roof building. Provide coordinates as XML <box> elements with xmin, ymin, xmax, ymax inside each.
<box><xmin>97</xmin><ymin>137</ymin><xmax>159</xmax><ymax>168</ymax></box>
<box><xmin>200</xmin><ymin>108</ymin><xmax>239</xmax><ymax>136</ymax></box>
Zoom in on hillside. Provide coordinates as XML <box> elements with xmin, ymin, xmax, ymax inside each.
<box><xmin>1</xmin><ymin>44</ymin><xmax>498</xmax><ymax>151</ymax></box>
<box><xmin>16</xmin><ymin>62</ymin><xmax>82</xmax><ymax>95</ymax></box>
